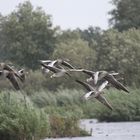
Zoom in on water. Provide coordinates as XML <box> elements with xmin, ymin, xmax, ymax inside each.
<box><xmin>44</xmin><ymin>119</ymin><xmax>140</xmax><ymax>140</ymax></box>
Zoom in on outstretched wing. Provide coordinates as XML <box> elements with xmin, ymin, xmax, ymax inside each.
<box><xmin>61</xmin><ymin>61</ymin><xmax>75</xmax><ymax>69</ymax></box>
<box><xmin>2</xmin><ymin>64</ymin><xmax>23</xmax><ymax>83</ymax></box>
<box><xmin>75</xmin><ymin>79</ymin><xmax>95</xmax><ymax>91</ymax></box>
<box><xmin>97</xmin><ymin>81</ymin><xmax>108</xmax><ymax>92</ymax></box>
<box><xmin>93</xmin><ymin>71</ymin><xmax>99</xmax><ymax>84</ymax></box>
<box><xmin>82</xmin><ymin>91</ymin><xmax>94</xmax><ymax>100</ymax></box>
<box><xmin>82</xmin><ymin>69</ymin><xmax>95</xmax><ymax>76</ymax></box>
<box><xmin>39</xmin><ymin>60</ymin><xmax>52</xmax><ymax>64</ymax></box>
<box><xmin>49</xmin><ymin>60</ymin><xmax>58</xmax><ymax>67</ymax></box>
<box><xmin>6</xmin><ymin>73</ymin><xmax>20</xmax><ymax>90</ymax></box>
<box><xmin>95</xmin><ymin>94</ymin><xmax>113</xmax><ymax>110</ymax></box>
<box><xmin>105</xmin><ymin>74</ymin><xmax>129</xmax><ymax>93</ymax></box>
<box><xmin>41</xmin><ymin>63</ymin><xmax>59</xmax><ymax>73</ymax></box>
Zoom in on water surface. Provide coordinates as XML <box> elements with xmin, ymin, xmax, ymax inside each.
<box><xmin>44</xmin><ymin>119</ymin><xmax>140</xmax><ymax>140</ymax></box>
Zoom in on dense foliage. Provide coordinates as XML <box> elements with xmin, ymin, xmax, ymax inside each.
<box><xmin>0</xmin><ymin>1</ymin><xmax>140</xmax><ymax>139</ymax></box>
<box><xmin>109</xmin><ymin>0</ymin><xmax>140</xmax><ymax>31</ymax></box>
<box><xmin>0</xmin><ymin>1</ymin><xmax>140</xmax><ymax>86</ymax></box>
<box><xmin>0</xmin><ymin>1</ymin><xmax>56</xmax><ymax>69</ymax></box>
<box><xmin>0</xmin><ymin>91</ymin><xmax>89</xmax><ymax>140</ymax></box>
<box><xmin>31</xmin><ymin>88</ymin><xmax>140</xmax><ymax>122</ymax></box>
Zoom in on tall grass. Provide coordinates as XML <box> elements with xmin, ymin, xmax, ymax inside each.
<box><xmin>92</xmin><ymin>88</ymin><xmax>140</xmax><ymax>122</ymax></box>
<box><xmin>0</xmin><ymin>91</ymin><xmax>50</xmax><ymax>140</ymax></box>
<box><xmin>0</xmin><ymin>70</ymin><xmax>140</xmax><ymax>139</ymax></box>
<box><xmin>0</xmin><ymin>90</ymin><xmax>90</xmax><ymax>140</ymax></box>
<box><xmin>29</xmin><ymin>87</ymin><xmax>140</xmax><ymax>122</ymax></box>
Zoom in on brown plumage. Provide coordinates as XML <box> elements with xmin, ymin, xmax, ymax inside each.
<box><xmin>0</xmin><ymin>63</ymin><xmax>23</xmax><ymax>82</ymax></box>
<box><xmin>75</xmin><ymin>79</ymin><xmax>113</xmax><ymax>110</ymax></box>
<box><xmin>0</xmin><ymin>70</ymin><xmax>20</xmax><ymax>90</ymax></box>
<box><xmin>82</xmin><ymin>69</ymin><xmax>129</xmax><ymax>93</ymax></box>
<box><xmin>98</xmin><ymin>71</ymin><xmax>129</xmax><ymax>93</ymax></box>
<box><xmin>41</xmin><ymin>63</ymin><xmax>82</xmax><ymax>78</ymax></box>
<box><xmin>40</xmin><ymin>59</ymin><xmax>75</xmax><ymax>72</ymax></box>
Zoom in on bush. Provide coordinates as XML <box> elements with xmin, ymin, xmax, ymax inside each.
<box><xmin>0</xmin><ymin>90</ymin><xmax>90</xmax><ymax>139</ymax></box>
<box><xmin>0</xmin><ymin>91</ymin><xmax>50</xmax><ymax>140</ymax></box>
<box><xmin>30</xmin><ymin>88</ymin><xmax>140</xmax><ymax>122</ymax></box>
<box><xmin>92</xmin><ymin>89</ymin><xmax>140</xmax><ymax>122</ymax></box>
<box><xmin>1</xmin><ymin>86</ymin><xmax>139</xmax><ymax>139</ymax></box>
<box><xmin>49</xmin><ymin>114</ymin><xmax>89</xmax><ymax>138</ymax></box>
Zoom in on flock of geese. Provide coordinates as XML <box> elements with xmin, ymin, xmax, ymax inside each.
<box><xmin>0</xmin><ymin>59</ymin><xmax>129</xmax><ymax>110</ymax></box>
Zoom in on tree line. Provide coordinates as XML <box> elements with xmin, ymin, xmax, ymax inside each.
<box><xmin>0</xmin><ymin>1</ymin><xmax>140</xmax><ymax>87</ymax></box>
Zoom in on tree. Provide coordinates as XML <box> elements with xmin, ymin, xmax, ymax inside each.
<box><xmin>109</xmin><ymin>0</ymin><xmax>140</xmax><ymax>31</ymax></box>
<box><xmin>76</xmin><ymin>26</ymin><xmax>103</xmax><ymax>48</ymax></box>
<box><xmin>52</xmin><ymin>34</ymin><xmax>96</xmax><ymax>88</ymax></box>
<box><xmin>53</xmin><ymin>34</ymin><xmax>96</xmax><ymax>70</ymax></box>
<box><xmin>95</xmin><ymin>28</ymin><xmax>140</xmax><ymax>86</ymax></box>
<box><xmin>0</xmin><ymin>1</ymin><xmax>57</xmax><ymax>69</ymax></box>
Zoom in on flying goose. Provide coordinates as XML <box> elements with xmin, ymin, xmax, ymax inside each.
<box><xmin>40</xmin><ymin>59</ymin><xmax>75</xmax><ymax>69</ymax></box>
<box><xmin>56</xmin><ymin>59</ymin><xmax>75</xmax><ymax>69</ymax></box>
<box><xmin>41</xmin><ymin>63</ymin><xmax>82</xmax><ymax>78</ymax></box>
<box><xmin>0</xmin><ymin>70</ymin><xmax>20</xmax><ymax>90</ymax></box>
<box><xmin>81</xmin><ymin>69</ymin><xmax>104</xmax><ymax>85</ymax></box>
<box><xmin>76</xmin><ymin>79</ymin><xmax>108</xmax><ymax>99</ymax></box>
<box><xmin>40</xmin><ymin>60</ymin><xmax>59</xmax><ymax>75</ymax></box>
<box><xmin>76</xmin><ymin>79</ymin><xmax>113</xmax><ymax>110</ymax></box>
<box><xmin>82</xmin><ymin>69</ymin><xmax>128</xmax><ymax>93</ymax></box>
<box><xmin>40</xmin><ymin>60</ymin><xmax>58</xmax><ymax>74</ymax></box>
<box><xmin>96</xmin><ymin>71</ymin><xmax>129</xmax><ymax>93</ymax></box>
<box><xmin>0</xmin><ymin>63</ymin><xmax>23</xmax><ymax>82</ymax></box>
<box><xmin>82</xmin><ymin>69</ymin><xmax>119</xmax><ymax>83</ymax></box>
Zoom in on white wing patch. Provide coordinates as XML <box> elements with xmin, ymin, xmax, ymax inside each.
<box><xmin>98</xmin><ymin>81</ymin><xmax>108</xmax><ymax>92</ymax></box>
<box><xmin>84</xmin><ymin>91</ymin><xmax>94</xmax><ymax>99</ymax></box>
<box><xmin>94</xmin><ymin>71</ymin><xmax>99</xmax><ymax>84</ymax></box>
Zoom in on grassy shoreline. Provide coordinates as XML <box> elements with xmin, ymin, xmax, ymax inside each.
<box><xmin>0</xmin><ymin>87</ymin><xmax>139</xmax><ymax>139</ymax></box>
<box><xmin>0</xmin><ymin>90</ymin><xmax>89</xmax><ymax>140</ymax></box>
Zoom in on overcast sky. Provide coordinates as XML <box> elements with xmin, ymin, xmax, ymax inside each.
<box><xmin>0</xmin><ymin>0</ymin><xmax>114</xmax><ymax>30</ymax></box>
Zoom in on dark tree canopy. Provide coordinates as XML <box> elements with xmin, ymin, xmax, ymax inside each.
<box><xmin>0</xmin><ymin>1</ymin><xmax>57</xmax><ymax>69</ymax></box>
<box><xmin>76</xmin><ymin>26</ymin><xmax>103</xmax><ymax>48</ymax></box>
<box><xmin>109</xmin><ymin>0</ymin><xmax>140</xmax><ymax>31</ymax></box>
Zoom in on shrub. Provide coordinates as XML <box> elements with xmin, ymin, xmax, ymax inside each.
<box><xmin>0</xmin><ymin>89</ymin><xmax>90</xmax><ymax>139</ymax></box>
<box><xmin>49</xmin><ymin>114</ymin><xmax>89</xmax><ymax>138</ymax></box>
<box><xmin>92</xmin><ymin>89</ymin><xmax>140</xmax><ymax>122</ymax></box>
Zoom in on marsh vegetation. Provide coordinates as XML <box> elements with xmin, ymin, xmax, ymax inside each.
<box><xmin>0</xmin><ymin>0</ymin><xmax>140</xmax><ymax>139</ymax></box>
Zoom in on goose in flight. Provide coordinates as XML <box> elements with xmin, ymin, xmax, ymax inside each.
<box><xmin>40</xmin><ymin>59</ymin><xmax>64</xmax><ymax>74</ymax></box>
<box><xmin>82</xmin><ymin>69</ymin><xmax>118</xmax><ymax>84</ymax></box>
<box><xmin>41</xmin><ymin>63</ymin><xmax>82</xmax><ymax>78</ymax></box>
<box><xmin>40</xmin><ymin>59</ymin><xmax>75</xmax><ymax>68</ymax></box>
<box><xmin>82</xmin><ymin>69</ymin><xmax>128</xmax><ymax>93</ymax></box>
<box><xmin>56</xmin><ymin>59</ymin><xmax>75</xmax><ymax>69</ymax></box>
<box><xmin>81</xmin><ymin>69</ymin><xmax>96</xmax><ymax>84</ymax></box>
<box><xmin>0</xmin><ymin>63</ymin><xmax>23</xmax><ymax>82</ymax></box>
<box><xmin>40</xmin><ymin>59</ymin><xmax>75</xmax><ymax>75</ymax></box>
<box><xmin>0</xmin><ymin>70</ymin><xmax>20</xmax><ymax>90</ymax></box>
<box><xmin>76</xmin><ymin>79</ymin><xmax>113</xmax><ymax>110</ymax></box>
<box><xmin>96</xmin><ymin>71</ymin><xmax>129</xmax><ymax>93</ymax></box>
<box><xmin>76</xmin><ymin>79</ymin><xmax>108</xmax><ymax>99</ymax></box>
